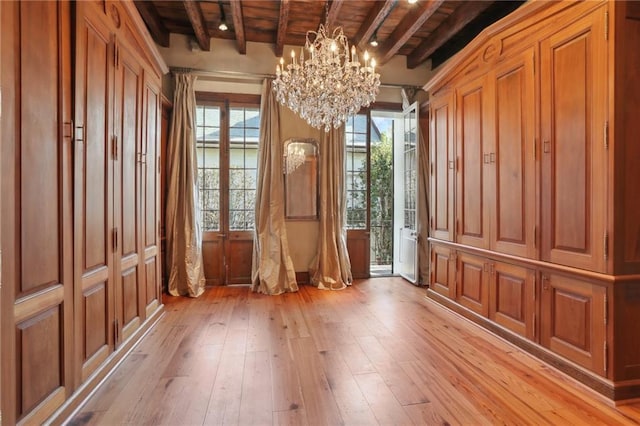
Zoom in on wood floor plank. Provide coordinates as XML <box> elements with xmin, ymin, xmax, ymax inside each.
<box><xmin>67</xmin><ymin>279</ymin><xmax>640</xmax><ymax>426</ymax></box>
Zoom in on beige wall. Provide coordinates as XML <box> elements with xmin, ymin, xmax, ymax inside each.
<box><xmin>159</xmin><ymin>33</ymin><xmax>433</xmax><ymax>272</ymax></box>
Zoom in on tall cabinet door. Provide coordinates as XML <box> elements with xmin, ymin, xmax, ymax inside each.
<box><xmin>113</xmin><ymin>43</ymin><xmax>144</xmax><ymax>344</ymax></box>
<box><xmin>491</xmin><ymin>49</ymin><xmax>536</xmax><ymax>258</ymax></box>
<box><xmin>141</xmin><ymin>76</ymin><xmax>162</xmax><ymax>317</ymax></box>
<box><xmin>540</xmin><ymin>7</ymin><xmax>608</xmax><ymax>273</ymax></box>
<box><xmin>1</xmin><ymin>1</ymin><xmax>74</xmax><ymax>423</ymax></box>
<box><xmin>429</xmin><ymin>92</ymin><xmax>454</xmax><ymax>241</ymax></box>
<box><xmin>74</xmin><ymin>2</ymin><xmax>116</xmax><ymax>382</ymax></box>
<box><xmin>456</xmin><ymin>75</ymin><xmax>492</xmax><ymax>249</ymax></box>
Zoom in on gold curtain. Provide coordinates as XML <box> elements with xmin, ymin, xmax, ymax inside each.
<box><xmin>309</xmin><ymin>127</ymin><xmax>353</xmax><ymax>290</ymax></box>
<box><xmin>165</xmin><ymin>73</ymin><xmax>205</xmax><ymax>297</ymax></box>
<box><xmin>418</xmin><ymin>119</ymin><xmax>430</xmax><ymax>285</ymax></box>
<box><xmin>251</xmin><ymin>79</ymin><xmax>298</xmax><ymax>295</ymax></box>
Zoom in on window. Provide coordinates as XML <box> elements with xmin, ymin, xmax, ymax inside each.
<box><xmin>345</xmin><ymin>113</ymin><xmax>368</xmax><ymax>229</ymax></box>
<box><xmin>195</xmin><ymin>105</ymin><xmax>221</xmax><ymax>231</ymax></box>
<box><xmin>229</xmin><ymin>107</ymin><xmax>259</xmax><ymax>230</ymax></box>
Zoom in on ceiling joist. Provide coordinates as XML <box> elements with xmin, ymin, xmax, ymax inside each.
<box><xmin>275</xmin><ymin>0</ymin><xmax>291</xmax><ymax>57</ymax></box>
<box><xmin>407</xmin><ymin>1</ymin><xmax>493</xmax><ymax>68</ymax></box>
<box><xmin>133</xmin><ymin>0</ymin><xmax>170</xmax><ymax>47</ymax></box>
<box><xmin>353</xmin><ymin>0</ymin><xmax>395</xmax><ymax>50</ymax></box>
<box><xmin>326</xmin><ymin>0</ymin><xmax>345</xmax><ymax>30</ymax></box>
<box><xmin>378</xmin><ymin>0</ymin><xmax>445</xmax><ymax>66</ymax></box>
<box><xmin>183</xmin><ymin>0</ymin><xmax>210</xmax><ymax>51</ymax></box>
<box><xmin>229</xmin><ymin>1</ymin><xmax>246</xmax><ymax>54</ymax></box>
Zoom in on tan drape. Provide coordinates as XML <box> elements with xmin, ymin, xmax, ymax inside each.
<box><xmin>251</xmin><ymin>79</ymin><xmax>298</xmax><ymax>295</ymax></box>
<box><xmin>418</xmin><ymin>121</ymin><xmax>430</xmax><ymax>285</ymax></box>
<box><xmin>309</xmin><ymin>127</ymin><xmax>353</xmax><ymax>290</ymax></box>
<box><xmin>165</xmin><ymin>73</ymin><xmax>205</xmax><ymax>297</ymax></box>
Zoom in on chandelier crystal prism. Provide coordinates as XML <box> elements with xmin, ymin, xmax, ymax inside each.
<box><xmin>273</xmin><ymin>12</ymin><xmax>381</xmax><ymax>132</ymax></box>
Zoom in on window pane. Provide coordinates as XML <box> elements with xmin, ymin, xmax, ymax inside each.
<box><xmin>345</xmin><ymin>113</ymin><xmax>368</xmax><ymax>230</ymax></box>
<box><xmin>196</xmin><ymin>105</ymin><xmax>221</xmax><ymax>231</ymax></box>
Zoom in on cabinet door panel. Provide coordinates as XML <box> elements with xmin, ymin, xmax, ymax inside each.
<box><xmin>430</xmin><ymin>244</ymin><xmax>455</xmax><ymax>299</ymax></box>
<box><xmin>541</xmin><ymin>274</ymin><xmax>606</xmax><ymax>376</ymax></box>
<box><xmin>489</xmin><ymin>262</ymin><xmax>535</xmax><ymax>340</ymax></box>
<box><xmin>492</xmin><ymin>50</ymin><xmax>536</xmax><ymax>258</ymax></box>
<box><xmin>541</xmin><ymin>8</ymin><xmax>607</xmax><ymax>272</ymax></box>
<box><xmin>430</xmin><ymin>93</ymin><xmax>454</xmax><ymax>241</ymax></box>
<box><xmin>456</xmin><ymin>252</ymin><xmax>488</xmax><ymax>316</ymax></box>
<box><xmin>456</xmin><ymin>76</ymin><xmax>491</xmax><ymax>249</ymax></box>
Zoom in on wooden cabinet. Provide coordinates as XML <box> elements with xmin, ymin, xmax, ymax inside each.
<box><xmin>541</xmin><ymin>274</ymin><xmax>606</xmax><ymax>376</ymax></box>
<box><xmin>489</xmin><ymin>262</ymin><xmax>535</xmax><ymax>340</ymax></box>
<box><xmin>2</xmin><ymin>1</ymin><xmax>166</xmax><ymax>423</ymax></box>
<box><xmin>426</xmin><ymin>0</ymin><xmax>640</xmax><ymax>401</ymax></box>
<box><xmin>540</xmin><ymin>7</ymin><xmax>607</xmax><ymax>273</ymax></box>
<box><xmin>429</xmin><ymin>92</ymin><xmax>454</xmax><ymax>241</ymax></box>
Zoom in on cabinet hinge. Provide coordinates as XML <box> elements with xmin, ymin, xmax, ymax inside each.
<box><xmin>604</xmin><ymin>293</ymin><xmax>608</xmax><ymax>326</ymax></box>
<box><xmin>0</xmin><ymin>85</ymin><xmax>2</xmax><ymax>119</ymax></box>
<box><xmin>113</xmin><ymin>227</ymin><xmax>118</xmax><ymax>252</ymax></box>
<box><xmin>604</xmin><ymin>121</ymin><xmax>609</xmax><ymax>149</ymax></box>
<box><xmin>605</xmin><ymin>10</ymin><xmax>609</xmax><ymax>41</ymax></box>
<box><xmin>456</xmin><ymin>219</ymin><xmax>460</xmax><ymax>235</ymax></box>
<box><xmin>532</xmin><ymin>313</ymin><xmax>536</xmax><ymax>336</ymax></box>
<box><xmin>532</xmin><ymin>276</ymin><xmax>536</xmax><ymax>301</ymax></box>
<box><xmin>112</xmin><ymin>135</ymin><xmax>118</xmax><ymax>160</ymax></box>
<box><xmin>532</xmin><ymin>53</ymin><xmax>535</xmax><ymax>75</ymax></box>
<box><xmin>114</xmin><ymin>43</ymin><xmax>120</xmax><ymax>68</ymax></box>
<box><xmin>534</xmin><ymin>137</ymin><xmax>537</xmax><ymax>158</ymax></box>
<box><xmin>604</xmin><ymin>341</ymin><xmax>608</xmax><ymax>374</ymax></box>
<box><xmin>534</xmin><ymin>226</ymin><xmax>538</xmax><ymax>249</ymax></box>
<box><xmin>604</xmin><ymin>231</ymin><xmax>609</xmax><ymax>260</ymax></box>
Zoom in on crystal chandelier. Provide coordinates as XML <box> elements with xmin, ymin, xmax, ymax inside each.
<box><xmin>273</xmin><ymin>6</ymin><xmax>381</xmax><ymax>132</ymax></box>
<box><xmin>285</xmin><ymin>143</ymin><xmax>307</xmax><ymax>174</ymax></box>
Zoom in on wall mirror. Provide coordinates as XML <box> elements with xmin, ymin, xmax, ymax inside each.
<box><xmin>284</xmin><ymin>138</ymin><xmax>319</xmax><ymax>220</ymax></box>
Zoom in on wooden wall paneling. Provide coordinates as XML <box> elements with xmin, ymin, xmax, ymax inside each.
<box><xmin>74</xmin><ymin>1</ymin><xmax>116</xmax><ymax>383</ymax></box>
<box><xmin>540</xmin><ymin>273</ymin><xmax>606</xmax><ymax>376</ymax></box>
<box><xmin>429</xmin><ymin>92</ymin><xmax>454</xmax><ymax>242</ymax></box>
<box><xmin>491</xmin><ymin>48</ymin><xmax>536</xmax><ymax>259</ymax></box>
<box><xmin>456</xmin><ymin>251</ymin><xmax>489</xmax><ymax>316</ymax></box>
<box><xmin>1</xmin><ymin>1</ymin><xmax>74</xmax><ymax>423</ymax></box>
<box><xmin>142</xmin><ymin>75</ymin><xmax>162</xmax><ymax>315</ymax></box>
<box><xmin>429</xmin><ymin>244</ymin><xmax>455</xmax><ymax>299</ymax></box>
<box><xmin>455</xmin><ymin>75</ymin><xmax>492</xmax><ymax>250</ymax></box>
<box><xmin>540</xmin><ymin>7</ymin><xmax>607</xmax><ymax>273</ymax></box>
<box><xmin>489</xmin><ymin>262</ymin><xmax>535</xmax><ymax>340</ymax></box>
<box><xmin>114</xmin><ymin>41</ymin><xmax>143</xmax><ymax>345</ymax></box>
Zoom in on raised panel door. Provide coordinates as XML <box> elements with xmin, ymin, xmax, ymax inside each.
<box><xmin>541</xmin><ymin>273</ymin><xmax>606</xmax><ymax>376</ymax></box>
<box><xmin>491</xmin><ymin>49</ymin><xmax>536</xmax><ymax>258</ymax></box>
<box><xmin>429</xmin><ymin>93</ymin><xmax>454</xmax><ymax>241</ymax></box>
<box><xmin>74</xmin><ymin>2</ymin><xmax>115</xmax><ymax>381</ymax></box>
<box><xmin>114</xmin><ymin>43</ymin><xmax>143</xmax><ymax>344</ymax></box>
<box><xmin>456</xmin><ymin>251</ymin><xmax>489</xmax><ymax>316</ymax></box>
<box><xmin>430</xmin><ymin>244</ymin><xmax>455</xmax><ymax>299</ymax></box>
<box><xmin>489</xmin><ymin>262</ymin><xmax>535</xmax><ymax>340</ymax></box>
<box><xmin>1</xmin><ymin>1</ymin><xmax>74</xmax><ymax>423</ymax></box>
<box><xmin>456</xmin><ymin>75</ymin><xmax>492</xmax><ymax>249</ymax></box>
<box><xmin>540</xmin><ymin>7</ymin><xmax>607</xmax><ymax>272</ymax></box>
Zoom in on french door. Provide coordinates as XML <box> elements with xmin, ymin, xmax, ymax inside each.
<box><xmin>398</xmin><ymin>102</ymin><xmax>419</xmax><ymax>283</ymax></box>
<box><xmin>195</xmin><ymin>94</ymin><xmax>259</xmax><ymax>285</ymax></box>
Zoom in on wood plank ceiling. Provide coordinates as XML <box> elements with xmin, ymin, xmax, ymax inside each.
<box><xmin>135</xmin><ymin>0</ymin><xmax>525</xmax><ymax>69</ymax></box>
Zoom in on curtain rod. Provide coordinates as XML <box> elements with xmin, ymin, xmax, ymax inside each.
<box><xmin>170</xmin><ymin>67</ymin><xmax>420</xmax><ymax>89</ymax></box>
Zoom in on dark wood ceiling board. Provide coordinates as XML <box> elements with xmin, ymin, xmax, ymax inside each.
<box><xmin>326</xmin><ymin>0</ymin><xmax>345</xmax><ymax>30</ymax></box>
<box><xmin>275</xmin><ymin>0</ymin><xmax>291</xmax><ymax>57</ymax></box>
<box><xmin>229</xmin><ymin>1</ymin><xmax>247</xmax><ymax>54</ymax></box>
<box><xmin>134</xmin><ymin>0</ymin><xmax>170</xmax><ymax>47</ymax></box>
<box><xmin>378</xmin><ymin>0</ymin><xmax>446</xmax><ymax>65</ymax></box>
<box><xmin>353</xmin><ymin>0</ymin><xmax>395</xmax><ymax>49</ymax></box>
<box><xmin>183</xmin><ymin>0</ymin><xmax>211</xmax><ymax>51</ymax></box>
<box><xmin>407</xmin><ymin>0</ymin><xmax>494</xmax><ymax>68</ymax></box>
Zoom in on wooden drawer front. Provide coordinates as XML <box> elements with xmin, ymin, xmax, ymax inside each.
<box><xmin>430</xmin><ymin>245</ymin><xmax>455</xmax><ymax>298</ymax></box>
<box><xmin>541</xmin><ymin>274</ymin><xmax>606</xmax><ymax>376</ymax></box>
<box><xmin>489</xmin><ymin>263</ymin><xmax>535</xmax><ymax>340</ymax></box>
<box><xmin>456</xmin><ymin>252</ymin><xmax>489</xmax><ymax>316</ymax></box>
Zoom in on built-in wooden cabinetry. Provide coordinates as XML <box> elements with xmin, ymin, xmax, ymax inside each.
<box><xmin>1</xmin><ymin>1</ymin><xmax>167</xmax><ymax>423</ymax></box>
<box><xmin>426</xmin><ymin>0</ymin><xmax>640</xmax><ymax>401</ymax></box>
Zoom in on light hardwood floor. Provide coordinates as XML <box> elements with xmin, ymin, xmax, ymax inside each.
<box><xmin>68</xmin><ymin>278</ymin><xmax>640</xmax><ymax>425</ymax></box>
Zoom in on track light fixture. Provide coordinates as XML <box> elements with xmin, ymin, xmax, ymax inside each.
<box><xmin>218</xmin><ymin>2</ymin><xmax>228</xmax><ymax>31</ymax></box>
<box><xmin>369</xmin><ymin>30</ymin><xmax>379</xmax><ymax>47</ymax></box>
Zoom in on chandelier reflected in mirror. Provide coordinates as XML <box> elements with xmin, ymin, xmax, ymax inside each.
<box><xmin>285</xmin><ymin>143</ymin><xmax>306</xmax><ymax>174</ymax></box>
<box><xmin>273</xmin><ymin>9</ymin><xmax>381</xmax><ymax>132</ymax></box>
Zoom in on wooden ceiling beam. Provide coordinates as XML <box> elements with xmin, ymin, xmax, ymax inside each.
<box><xmin>229</xmin><ymin>0</ymin><xmax>246</xmax><ymax>54</ymax></box>
<box><xmin>134</xmin><ymin>0</ymin><xmax>170</xmax><ymax>47</ymax></box>
<box><xmin>183</xmin><ymin>0</ymin><xmax>210</xmax><ymax>51</ymax></box>
<box><xmin>378</xmin><ymin>0</ymin><xmax>445</xmax><ymax>65</ymax></box>
<box><xmin>275</xmin><ymin>0</ymin><xmax>291</xmax><ymax>57</ymax></box>
<box><xmin>407</xmin><ymin>1</ymin><xmax>493</xmax><ymax>68</ymax></box>
<box><xmin>353</xmin><ymin>0</ymin><xmax>395</xmax><ymax>50</ymax></box>
<box><xmin>326</xmin><ymin>0</ymin><xmax>345</xmax><ymax>29</ymax></box>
